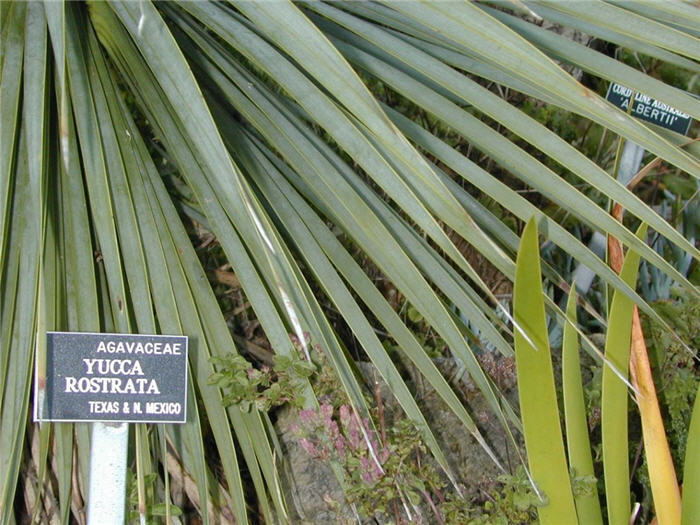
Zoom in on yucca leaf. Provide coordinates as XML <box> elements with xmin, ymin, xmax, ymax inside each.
<box><xmin>24</xmin><ymin>4</ymin><xmax>51</xmax><ymax>516</ymax></box>
<box><xmin>529</xmin><ymin>1</ymin><xmax>700</xmax><ymax>62</ymax></box>
<box><xmin>525</xmin><ymin>1</ymin><xmax>700</xmax><ymax>73</ymax></box>
<box><xmin>37</xmin><ymin>134</ymin><xmax>63</xmax><ymax>523</ymax></box>
<box><xmin>55</xmin><ymin>87</ymin><xmax>99</xmax><ymax>334</ymax></box>
<box><xmin>229</xmin><ymin>129</ymin><xmax>470</xmax><ymax>479</ymax></box>
<box><xmin>383</xmin><ymin>105</ymin><xmax>672</xmax><ymax>322</ymax></box>
<box><xmin>177</xmin><ymin>0</ymin><xmax>516</xmax><ymax>477</ymax></box>
<box><xmin>321</xmin><ymin>39</ymin><xmax>698</xmax><ymax>304</ymax></box>
<box><xmin>0</xmin><ymin>137</ymin><xmax>41</xmax><ymax>525</ymax></box>
<box><xmin>64</xmin><ymin>4</ymin><xmax>130</xmax><ymax>333</ymax></box>
<box><xmin>607</xmin><ymin>0</ymin><xmax>700</xmax><ymax>38</ymax></box>
<box><xmin>53</xmin><ymin>59</ymin><xmax>98</xmax><ymax>525</ymax></box>
<box><xmin>1</xmin><ymin>5</ymin><xmax>47</xmax><ymax>517</ymax></box>
<box><xmin>0</xmin><ymin>1</ymin><xmax>25</xmax><ymax>282</ymax></box>
<box><xmin>107</xmin><ymin>3</ymin><xmax>320</xmax><ymax>362</ymax></box>
<box><xmin>86</xmin><ymin>29</ymin><xmax>155</xmax><ymax>332</ymax></box>
<box><xmin>309</xmin><ymin>2</ymin><xmax>700</xmax><ymax>264</ymax></box>
<box><xmin>235</xmin><ymin>1</ymin><xmax>514</xmax><ymax>295</ymax></box>
<box><xmin>482</xmin><ymin>6</ymin><xmax>700</xmax><ymax>121</ymax></box>
<box><xmin>382</xmin><ymin>1</ymin><xmax>700</xmax><ymax>180</ymax></box>
<box><xmin>78</xmin><ymin>9</ymin><xmax>251</xmax><ymax>519</ymax></box>
<box><xmin>182</xmin><ymin>2</ymin><xmax>500</xmax><ymax>295</ymax></box>
<box><xmin>53</xmin><ymin>424</ymin><xmax>73</xmax><ymax>524</ymax></box>
<box><xmin>252</xmin><ymin>132</ymin><xmax>503</xmax><ymax>461</ymax></box>
<box><xmin>89</xmin><ymin>9</ymin><xmax>294</xmax><ymax>363</ymax></box>
<box><xmin>170</xmin><ymin>11</ymin><xmax>514</xmax><ymax>437</ymax></box>
<box><xmin>121</xmin><ymin>90</ymin><xmax>249</xmax><ymax>525</ymax></box>
<box><xmin>337</xmin><ymin>1</ymin><xmax>561</xmax><ymax>107</ymax></box>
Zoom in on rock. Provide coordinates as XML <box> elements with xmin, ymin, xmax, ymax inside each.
<box><xmin>364</xmin><ymin>358</ymin><xmax>518</xmax><ymax>501</ymax></box>
<box><xmin>274</xmin><ymin>355</ymin><xmax>523</xmax><ymax>523</ymax></box>
<box><xmin>275</xmin><ymin>406</ymin><xmax>355</xmax><ymax>524</ymax></box>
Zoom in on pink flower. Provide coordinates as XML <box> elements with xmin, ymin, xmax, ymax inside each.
<box><xmin>333</xmin><ymin>436</ymin><xmax>346</xmax><ymax>455</ymax></box>
<box><xmin>379</xmin><ymin>445</ymin><xmax>391</xmax><ymax>464</ymax></box>
<box><xmin>299</xmin><ymin>408</ymin><xmax>316</xmax><ymax>427</ymax></box>
<box><xmin>373</xmin><ymin>459</ymin><xmax>384</xmax><ymax>480</ymax></box>
<box><xmin>369</xmin><ymin>436</ymin><xmax>380</xmax><ymax>454</ymax></box>
<box><xmin>320</xmin><ymin>402</ymin><xmax>334</xmax><ymax>423</ymax></box>
<box><xmin>360</xmin><ymin>456</ymin><xmax>380</xmax><ymax>485</ymax></box>
<box><xmin>347</xmin><ymin>419</ymin><xmax>362</xmax><ymax>451</ymax></box>
<box><xmin>299</xmin><ymin>438</ymin><xmax>317</xmax><ymax>456</ymax></box>
<box><xmin>339</xmin><ymin>405</ymin><xmax>351</xmax><ymax>428</ymax></box>
<box><xmin>328</xmin><ymin>420</ymin><xmax>341</xmax><ymax>441</ymax></box>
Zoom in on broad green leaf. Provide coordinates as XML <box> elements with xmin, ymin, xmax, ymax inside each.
<box><xmin>682</xmin><ymin>383</ymin><xmax>700</xmax><ymax>524</ymax></box>
<box><xmin>562</xmin><ymin>288</ymin><xmax>603</xmax><ymax>525</ymax></box>
<box><xmin>514</xmin><ymin>216</ymin><xmax>577</xmax><ymax>524</ymax></box>
<box><xmin>629</xmin><ymin>308</ymin><xmax>681</xmax><ymax>524</ymax></box>
<box><xmin>601</xmin><ymin>225</ymin><xmax>647</xmax><ymax>525</ymax></box>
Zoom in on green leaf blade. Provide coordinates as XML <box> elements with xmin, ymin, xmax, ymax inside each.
<box><xmin>563</xmin><ymin>288</ymin><xmax>603</xmax><ymax>525</ymax></box>
<box><xmin>514</xmin><ymin>217</ymin><xmax>577</xmax><ymax>524</ymax></box>
<box><xmin>682</xmin><ymin>383</ymin><xmax>700</xmax><ymax>525</ymax></box>
<box><xmin>601</xmin><ymin>225</ymin><xmax>647</xmax><ymax>525</ymax></box>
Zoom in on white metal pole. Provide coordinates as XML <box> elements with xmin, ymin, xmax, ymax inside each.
<box><xmin>87</xmin><ymin>422</ymin><xmax>129</xmax><ymax>525</ymax></box>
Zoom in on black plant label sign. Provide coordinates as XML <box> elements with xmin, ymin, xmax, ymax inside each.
<box><xmin>606</xmin><ymin>82</ymin><xmax>693</xmax><ymax>135</ymax></box>
<box><xmin>34</xmin><ymin>332</ymin><xmax>188</xmax><ymax>423</ymax></box>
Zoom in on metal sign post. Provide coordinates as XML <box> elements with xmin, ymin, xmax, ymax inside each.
<box><xmin>35</xmin><ymin>332</ymin><xmax>188</xmax><ymax>524</ymax></box>
<box><xmin>86</xmin><ymin>422</ymin><xmax>130</xmax><ymax>524</ymax></box>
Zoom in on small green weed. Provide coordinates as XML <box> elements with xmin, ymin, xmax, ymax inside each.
<box><xmin>126</xmin><ymin>471</ymin><xmax>182</xmax><ymax>524</ymax></box>
<box><xmin>208</xmin><ymin>352</ymin><xmax>315</xmax><ymax>412</ymax></box>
